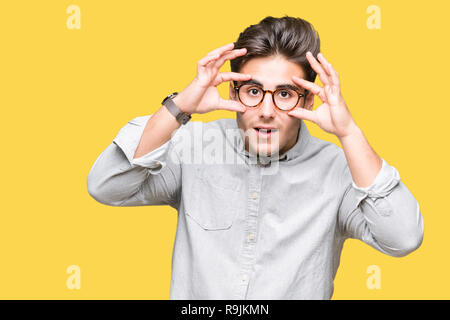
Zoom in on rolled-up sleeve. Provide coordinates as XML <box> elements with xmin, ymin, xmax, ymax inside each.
<box><xmin>87</xmin><ymin>114</ymin><xmax>182</xmax><ymax>209</ymax></box>
<box><xmin>337</xmin><ymin>158</ymin><xmax>424</xmax><ymax>257</ymax></box>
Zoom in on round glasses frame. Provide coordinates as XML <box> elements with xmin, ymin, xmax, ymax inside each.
<box><xmin>233</xmin><ymin>84</ymin><xmax>308</xmax><ymax>111</ymax></box>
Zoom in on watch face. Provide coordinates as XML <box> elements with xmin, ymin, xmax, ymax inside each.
<box><xmin>162</xmin><ymin>92</ymin><xmax>178</xmax><ymax>104</ymax></box>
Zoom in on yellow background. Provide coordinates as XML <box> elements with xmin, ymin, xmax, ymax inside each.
<box><xmin>0</xmin><ymin>0</ymin><xmax>447</xmax><ymax>299</ymax></box>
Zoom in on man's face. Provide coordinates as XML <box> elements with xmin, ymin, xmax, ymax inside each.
<box><xmin>230</xmin><ymin>55</ymin><xmax>314</xmax><ymax>157</ymax></box>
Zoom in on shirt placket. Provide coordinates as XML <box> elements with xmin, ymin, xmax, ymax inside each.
<box><xmin>233</xmin><ymin>162</ymin><xmax>262</xmax><ymax>299</ymax></box>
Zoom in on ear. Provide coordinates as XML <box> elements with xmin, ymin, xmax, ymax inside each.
<box><xmin>304</xmin><ymin>91</ymin><xmax>314</xmax><ymax>111</ymax></box>
<box><xmin>229</xmin><ymin>82</ymin><xmax>235</xmax><ymax>99</ymax></box>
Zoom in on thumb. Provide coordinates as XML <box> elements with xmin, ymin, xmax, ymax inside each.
<box><xmin>288</xmin><ymin>108</ymin><xmax>316</xmax><ymax>123</ymax></box>
<box><xmin>216</xmin><ymin>98</ymin><xmax>246</xmax><ymax>113</ymax></box>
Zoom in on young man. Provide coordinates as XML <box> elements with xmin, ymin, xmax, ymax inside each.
<box><xmin>87</xmin><ymin>16</ymin><xmax>424</xmax><ymax>299</ymax></box>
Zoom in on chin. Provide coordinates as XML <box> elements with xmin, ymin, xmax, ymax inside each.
<box><xmin>250</xmin><ymin>142</ymin><xmax>281</xmax><ymax>157</ymax></box>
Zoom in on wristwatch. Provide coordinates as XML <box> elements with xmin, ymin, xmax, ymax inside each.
<box><xmin>161</xmin><ymin>92</ymin><xmax>191</xmax><ymax>125</ymax></box>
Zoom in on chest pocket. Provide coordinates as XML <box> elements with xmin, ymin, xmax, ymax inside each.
<box><xmin>184</xmin><ymin>167</ymin><xmax>243</xmax><ymax>230</ymax></box>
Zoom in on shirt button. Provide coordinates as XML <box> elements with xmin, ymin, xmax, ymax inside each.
<box><xmin>242</xmin><ymin>274</ymin><xmax>248</xmax><ymax>283</ymax></box>
<box><xmin>251</xmin><ymin>192</ymin><xmax>258</xmax><ymax>199</ymax></box>
<box><xmin>151</xmin><ymin>161</ymin><xmax>161</xmax><ymax>168</ymax></box>
<box><xmin>248</xmin><ymin>233</ymin><xmax>255</xmax><ymax>241</ymax></box>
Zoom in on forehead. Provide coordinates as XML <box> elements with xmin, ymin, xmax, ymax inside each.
<box><xmin>240</xmin><ymin>55</ymin><xmax>306</xmax><ymax>86</ymax></box>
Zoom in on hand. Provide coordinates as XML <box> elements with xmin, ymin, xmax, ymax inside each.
<box><xmin>173</xmin><ymin>42</ymin><xmax>252</xmax><ymax>115</ymax></box>
<box><xmin>287</xmin><ymin>52</ymin><xmax>359</xmax><ymax>139</ymax></box>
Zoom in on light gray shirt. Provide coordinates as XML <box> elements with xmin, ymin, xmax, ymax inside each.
<box><xmin>87</xmin><ymin>114</ymin><xmax>424</xmax><ymax>299</ymax></box>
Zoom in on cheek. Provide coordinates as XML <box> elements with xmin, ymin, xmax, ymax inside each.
<box><xmin>236</xmin><ymin>113</ymin><xmax>246</xmax><ymax>128</ymax></box>
<box><xmin>280</xmin><ymin>121</ymin><xmax>300</xmax><ymax>142</ymax></box>
<box><xmin>237</xmin><ymin>110</ymin><xmax>254</xmax><ymax>128</ymax></box>
<box><xmin>278</xmin><ymin>130</ymin><xmax>288</xmax><ymax>146</ymax></box>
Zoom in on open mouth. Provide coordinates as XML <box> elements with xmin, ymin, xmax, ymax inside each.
<box><xmin>254</xmin><ymin>127</ymin><xmax>279</xmax><ymax>137</ymax></box>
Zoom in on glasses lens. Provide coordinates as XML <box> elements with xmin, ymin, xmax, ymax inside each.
<box><xmin>238</xmin><ymin>84</ymin><xmax>302</xmax><ymax>110</ymax></box>
<box><xmin>238</xmin><ymin>85</ymin><xmax>263</xmax><ymax>107</ymax></box>
<box><xmin>274</xmin><ymin>89</ymin><xmax>300</xmax><ymax>111</ymax></box>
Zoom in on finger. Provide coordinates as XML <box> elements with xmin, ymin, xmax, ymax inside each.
<box><xmin>327</xmin><ymin>62</ymin><xmax>340</xmax><ymax>88</ymax></box>
<box><xmin>325</xmin><ymin>85</ymin><xmax>340</xmax><ymax>106</ymax></box>
<box><xmin>206</xmin><ymin>42</ymin><xmax>235</xmax><ymax>59</ymax></box>
<box><xmin>287</xmin><ymin>107</ymin><xmax>317</xmax><ymax>123</ymax></box>
<box><xmin>215</xmin><ymin>72</ymin><xmax>251</xmax><ymax>85</ymax></box>
<box><xmin>197</xmin><ymin>53</ymin><xmax>221</xmax><ymax>68</ymax></box>
<box><xmin>214</xmin><ymin>48</ymin><xmax>247</xmax><ymax>70</ymax></box>
<box><xmin>306</xmin><ymin>51</ymin><xmax>330</xmax><ymax>86</ymax></box>
<box><xmin>197</xmin><ymin>42</ymin><xmax>235</xmax><ymax>67</ymax></box>
<box><xmin>292</xmin><ymin>76</ymin><xmax>327</xmax><ymax>102</ymax></box>
<box><xmin>216</xmin><ymin>98</ymin><xmax>246</xmax><ymax>113</ymax></box>
<box><xmin>316</xmin><ymin>53</ymin><xmax>341</xmax><ymax>90</ymax></box>
<box><xmin>317</xmin><ymin>53</ymin><xmax>332</xmax><ymax>77</ymax></box>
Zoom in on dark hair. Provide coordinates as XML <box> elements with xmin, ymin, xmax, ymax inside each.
<box><xmin>230</xmin><ymin>16</ymin><xmax>320</xmax><ymax>84</ymax></box>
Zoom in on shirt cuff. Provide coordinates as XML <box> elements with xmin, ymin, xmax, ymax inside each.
<box><xmin>112</xmin><ymin>115</ymin><xmax>171</xmax><ymax>174</ymax></box>
<box><xmin>351</xmin><ymin>158</ymin><xmax>401</xmax><ymax>199</ymax></box>
<box><xmin>130</xmin><ymin>140</ymin><xmax>171</xmax><ymax>174</ymax></box>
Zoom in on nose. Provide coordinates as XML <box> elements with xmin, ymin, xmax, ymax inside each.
<box><xmin>258</xmin><ymin>91</ymin><xmax>276</xmax><ymax>119</ymax></box>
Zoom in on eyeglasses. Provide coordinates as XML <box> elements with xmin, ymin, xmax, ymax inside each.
<box><xmin>233</xmin><ymin>83</ymin><xmax>308</xmax><ymax>111</ymax></box>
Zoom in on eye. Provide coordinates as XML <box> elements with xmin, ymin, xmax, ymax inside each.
<box><xmin>247</xmin><ymin>87</ymin><xmax>262</xmax><ymax>96</ymax></box>
<box><xmin>278</xmin><ymin>90</ymin><xmax>292</xmax><ymax>98</ymax></box>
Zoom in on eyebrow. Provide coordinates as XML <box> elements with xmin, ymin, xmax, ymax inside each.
<box><xmin>236</xmin><ymin>79</ymin><xmax>303</xmax><ymax>92</ymax></box>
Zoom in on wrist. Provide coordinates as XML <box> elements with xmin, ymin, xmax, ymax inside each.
<box><xmin>172</xmin><ymin>93</ymin><xmax>192</xmax><ymax>114</ymax></box>
<box><xmin>338</xmin><ymin>121</ymin><xmax>361</xmax><ymax>141</ymax></box>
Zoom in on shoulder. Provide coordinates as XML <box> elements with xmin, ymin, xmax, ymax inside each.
<box><xmin>176</xmin><ymin>117</ymin><xmax>236</xmax><ymax>136</ymax></box>
<box><xmin>308</xmin><ymin>135</ymin><xmax>346</xmax><ymax>162</ymax></box>
<box><xmin>168</xmin><ymin>117</ymin><xmax>237</xmax><ymax>153</ymax></box>
<box><xmin>306</xmin><ymin>135</ymin><xmax>348</xmax><ymax>180</ymax></box>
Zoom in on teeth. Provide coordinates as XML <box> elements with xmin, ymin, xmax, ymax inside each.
<box><xmin>257</xmin><ymin>128</ymin><xmax>277</xmax><ymax>132</ymax></box>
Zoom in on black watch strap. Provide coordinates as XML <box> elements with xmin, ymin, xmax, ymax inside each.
<box><xmin>162</xmin><ymin>92</ymin><xmax>191</xmax><ymax>125</ymax></box>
